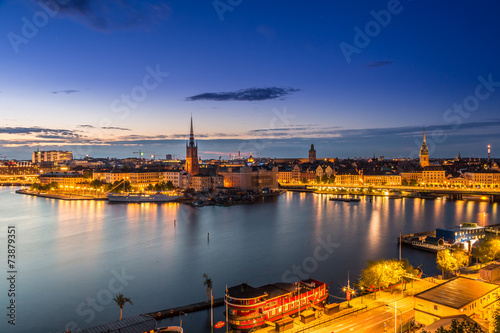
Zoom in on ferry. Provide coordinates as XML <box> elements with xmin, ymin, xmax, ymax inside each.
<box><xmin>106</xmin><ymin>192</ymin><xmax>183</xmax><ymax>203</ymax></box>
<box><xmin>225</xmin><ymin>279</ymin><xmax>328</xmax><ymax>331</ymax></box>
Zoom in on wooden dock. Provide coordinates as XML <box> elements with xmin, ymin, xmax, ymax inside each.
<box><xmin>145</xmin><ymin>298</ymin><xmax>225</xmax><ymax>320</ymax></box>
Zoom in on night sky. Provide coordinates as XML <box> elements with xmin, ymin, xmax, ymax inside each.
<box><xmin>1</xmin><ymin>0</ymin><xmax>500</xmax><ymax>160</ymax></box>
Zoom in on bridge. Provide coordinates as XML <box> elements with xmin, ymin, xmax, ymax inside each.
<box><xmin>279</xmin><ymin>184</ymin><xmax>500</xmax><ymax>202</ymax></box>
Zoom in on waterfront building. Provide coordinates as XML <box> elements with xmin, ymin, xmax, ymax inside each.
<box><xmin>362</xmin><ymin>173</ymin><xmax>402</xmax><ymax>186</ymax></box>
<box><xmin>308</xmin><ymin>143</ymin><xmax>316</xmax><ymax>163</ymax></box>
<box><xmin>436</xmin><ymin>223</ymin><xmax>485</xmax><ymax>245</ymax></box>
<box><xmin>422</xmin><ymin>166</ymin><xmax>446</xmax><ymax>186</ymax></box>
<box><xmin>219</xmin><ymin>166</ymin><xmax>278</xmax><ymax>191</ymax></box>
<box><xmin>0</xmin><ymin>161</ymin><xmax>39</xmax><ymax>177</ymax></box>
<box><xmin>277</xmin><ymin>167</ymin><xmax>293</xmax><ymax>183</ymax></box>
<box><xmin>292</xmin><ymin>164</ymin><xmax>301</xmax><ymax>182</ymax></box>
<box><xmin>32</xmin><ymin>150</ymin><xmax>73</xmax><ymax>164</ymax></box>
<box><xmin>160</xmin><ymin>170</ymin><xmax>190</xmax><ymax>189</ymax></box>
<box><xmin>93</xmin><ymin>170</ymin><xmax>130</xmax><ymax>183</ymax></box>
<box><xmin>39</xmin><ymin>172</ymin><xmax>84</xmax><ymax>187</ymax></box>
<box><xmin>190</xmin><ymin>174</ymin><xmax>223</xmax><ymax>192</ymax></box>
<box><xmin>128</xmin><ymin>171</ymin><xmax>160</xmax><ymax>189</ymax></box>
<box><xmin>464</xmin><ymin>170</ymin><xmax>500</xmax><ymax>188</ymax></box>
<box><xmin>448</xmin><ymin>175</ymin><xmax>468</xmax><ymax>188</ymax></box>
<box><xmin>414</xmin><ymin>277</ymin><xmax>498</xmax><ymax>328</ymax></box>
<box><xmin>334</xmin><ymin>170</ymin><xmax>362</xmax><ymax>186</ymax></box>
<box><xmin>420</xmin><ymin>128</ymin><xmax>429</xmax><ymax>167</ymax></box>
<box><xmin>185</xmin><ymin>116</ymin><xmax>200</xmax><ymax>176</ymax></box>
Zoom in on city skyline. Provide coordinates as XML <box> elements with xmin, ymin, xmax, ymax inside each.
<box><xmin>1</xmin><ymin>1</ymin><xmax>500</xmax><ymax>159</ymax></box>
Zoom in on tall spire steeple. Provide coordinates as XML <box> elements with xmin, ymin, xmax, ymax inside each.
<box><xmin>186</xmin><ymin>115</ymin><xmax>199</xmax><ymax>176</ymax></box>
<box><xmin>420</xmin><ymin>126</ymin><xmax>429</xmax><ymax>167</ymax></box>
<box><xmin>189</xmin><ymin>114</ymin><xmax>195</xmax><ymax>147</ymax></box>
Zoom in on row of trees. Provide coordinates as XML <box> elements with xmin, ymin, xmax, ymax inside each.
<box><xmin>30</xmin><ymin>182</ymin><xmax>59</xmax><ymax>191</ymax></box>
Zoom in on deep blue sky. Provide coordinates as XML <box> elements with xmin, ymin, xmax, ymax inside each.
<box><xmin>1</xmin><ymin>0</ymin><xmax>500</xmax><ymax>160</ymax></box>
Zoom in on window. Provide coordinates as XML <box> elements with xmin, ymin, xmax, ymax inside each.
<box><xmin>434</xmin><ymin>305</ymin><xmax>438</xmax><ymax>311</ymax></box>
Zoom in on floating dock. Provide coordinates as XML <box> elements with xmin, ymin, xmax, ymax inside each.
<box><xmin>146</xmin><ymin>298</ymin><xmax>225</xmax><ymax>320</ymax></box>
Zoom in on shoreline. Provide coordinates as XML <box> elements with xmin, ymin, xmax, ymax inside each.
<box><xmin>15</xmin><ymin>189</ymin><xmax>108</xmax><ymax>201</ymax></box>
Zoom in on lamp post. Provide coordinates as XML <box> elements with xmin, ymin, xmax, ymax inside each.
<box><xmin>385</xmin><ymin>303</ymin><xmax>402</xmax><ymax>333</ymax></box>
<box><xmin>343</xmin><ymin>271</ymin><xmax>355</xmax><ymax>308</ymax></box>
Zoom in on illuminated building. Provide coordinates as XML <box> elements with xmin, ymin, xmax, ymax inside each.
<box><xmin>420</xmin><ymin>128</ymin><xmax>429</xmax><ymax>167</ymax></box>
<box><xmin>414</xmin><ymin>277</ymin><xmax>498</xmax><ymax>328</ymax></box>
<box><xmin>185</xmin><ymin>115</ymin><xmax>200</xmax><ymax>176</ymax></box>
<box><xmin>32</xmin><ymin>150</ymin><xmax>73</xmax><ymax>164</ymax></box>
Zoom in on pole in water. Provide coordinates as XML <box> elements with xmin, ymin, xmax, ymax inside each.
<box><xmin>174</xmin><ymin>219</ymin><xmax>176</xmax><ymax>226</ymax></box>
<box><xmin>208</xmin><ymin>232</ymin><xmax>209</xmax><ymax>241</ymax></box>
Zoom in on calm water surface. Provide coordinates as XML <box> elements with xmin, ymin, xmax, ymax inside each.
<box><xmin>0</xmin><ymin>187</ymin><xmax>498</xmax><ymax>332</ymax></box>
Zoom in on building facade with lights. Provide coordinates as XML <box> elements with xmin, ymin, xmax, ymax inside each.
<box><xmin>32</xmin><ymin>150</ymin><xmax>73</xmax><ymax>164</ymax></box>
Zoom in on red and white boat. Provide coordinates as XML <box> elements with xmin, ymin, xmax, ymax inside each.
<box><xmin>225</xmin><ymin>279</ymin><xmax>328</xmax><ymax>331</ymax></box>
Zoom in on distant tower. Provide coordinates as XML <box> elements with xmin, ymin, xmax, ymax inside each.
<box><xmin>419</xmin><ymin>128</ymin><xmax>429</xmax><ymax>167</ymax></box>
<box><xmin>185</xmin><ymin>115</ymin><xmax>199</xmax><ymax>175</ymax></box>
<box><xmin>309</xmin><ymin>144</ymin><xmax>316</xmax><ymax>163</ymax></box>
<box><xmin>488</xmin><ymin>144</ymin><xmax>491</xmax><ymax>161</ymax></box>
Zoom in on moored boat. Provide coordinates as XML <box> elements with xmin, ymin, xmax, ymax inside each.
<box><xmin>106</xmin><ymin>192</ymin><xmax>183</xmax><ymax>203</ymax></box>
<box><xmin>225</xmin><ymin>279</ymin><xmax>328</xmax><ymax>331</ymax></box>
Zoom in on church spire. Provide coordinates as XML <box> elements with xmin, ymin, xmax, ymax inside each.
<box><xmin>189</xmin><ymin>114</ymin><xmax>195</xmax><ymax>147</ymax></box>
<box><xmin>423</xmin><ymin>127</ymin><xmax>426</xmax><ymax>144</ymax></box>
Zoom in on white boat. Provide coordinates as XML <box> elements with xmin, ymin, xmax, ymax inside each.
<box><xmin>106</xmin><ymin>192</ymin><xmax>183</xmax><ymax>203</ymax></box>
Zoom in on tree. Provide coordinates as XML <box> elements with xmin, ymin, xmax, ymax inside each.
<box><xmin>113</xmin><ymin>293</ymin><xmax>133</xmax><ymax>320</ymax></box>
<box><xmin>493</xmin><ymin>306</ymin><xmax>500</xmax><ymax>333</ymax></box>
<box><xmin>82</xmin><ymin>170</ymin><xmax>93</xmax><ymax>179</ymax></box>
<box><xmin>436</xmin><ymin>249</ymin><xmax>457</xmax><ymax>278</ymax></box>
<box><xmin>436</xmin><ymin>248</ymin><xmax>469</xmax><ymax>278</ymax></box>
<box><xmin>452</xmin><ymin>248</ymin><xmax>469</xmax><ymax>274</ymax></box>
<box><xmin>89</xmin><ymin>179</ymin><xmax>103</xmax><ymax>189</ymax></box>
<box><xmin>316</xmin><ymin>176</ymin><xmax>320</xmax><ymax>183</ymax></box>
<box><xmin>301</xmin><ymin>177</ymin><xmax>308</xmax><ymax>184</ymax></box>
<box><xmin>421</xmin><ymin>318</ymin><xmax>486</xmax><ymax>332</ymax></box>
<box><xmin>359</xmin><ymin>259</ymin><xmax>407</xmax><ymax>297</ymax></box>
<box><xmin>166</xmin><ymin>181</ymin><xmax>174</xmax><ymax>190</ymax></box>
<box><xmin>476</xmin><ymin>239</ymin><xmax>500</xmax><ymax>265</ymax></box>
<box><xmin>321</xmin><ymin>174</ymin><xmax>328</xmax><ymax>183</ymax></box>
<box><xmin>47</xmin><ymin>182</ymin><xmax>59</xmax><ymax>190</ymax></box>
<box><xmin>203</xmin><ymin>273</ymin><xmax>213</xmax><ymax>303</ymax></box>
<box><xmin>402</xmin><ymin>179</ymin><xmax>409</xmax><ymax>186</ymax></box>
<box><xmin>409</xmin><ymin>179</ymin><xmax>417</xmax><ymax>186</ymax></box>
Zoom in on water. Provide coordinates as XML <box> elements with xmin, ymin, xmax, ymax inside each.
<box><xmin>0</xmin><ymin>187</ymin><xmax>497</xmax><ymax>332</ymax></box>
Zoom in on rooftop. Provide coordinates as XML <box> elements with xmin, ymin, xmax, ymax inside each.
<box><xmin>415</xmin><ymin>277</ymin><xmax>499</xmax><ymax>309</ymax></box>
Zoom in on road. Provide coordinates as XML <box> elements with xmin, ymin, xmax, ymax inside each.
<box><xmin>314</xmin><ymin>297</ymin><xmax>414</xmax><ymax>333</ymax></box>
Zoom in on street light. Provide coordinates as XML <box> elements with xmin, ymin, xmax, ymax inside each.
<box><xmin>386</xmin><ymin>303</ymin><xmax>402</xmax><ymax>333</ymax></box>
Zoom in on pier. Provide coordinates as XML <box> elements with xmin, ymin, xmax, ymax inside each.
<box><xmin>146</xmin><ymin>298</ymin><xmax>225</xmax><ymax>320</ymax></box>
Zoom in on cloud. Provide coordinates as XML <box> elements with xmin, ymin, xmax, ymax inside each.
<box><xmin>52</xmin><ymin>89</ymin><xmax>80</xmax><ymax>94</ymax></box>
<box><xmin>186</xmin><ymin>87</ymin><xmax>300</xmax><ymax>102</ymax></box>
<box><xmin>27</xmin><ymin>0</ymin><xmax>170</xmax><ymax>31</ymax></box>
<box><xmin>365</xmin><ymin>61</ymin><xmax>394</xmax><ymax>68</ymax></box>
<box><xmin>101</xmin><ymin>126</ymin><xmax>131</xmax><ymax>131</ymax></box>
<box><xmin>77</xmin><ymin>124</ymin><xmax>94</xmax><ymax>128</ymax></box>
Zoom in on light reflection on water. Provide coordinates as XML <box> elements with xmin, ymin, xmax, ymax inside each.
<box><xmin>0</xmin><ymin>187</ymin><xmax>498</xmax><ymax>332</ymax></box>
